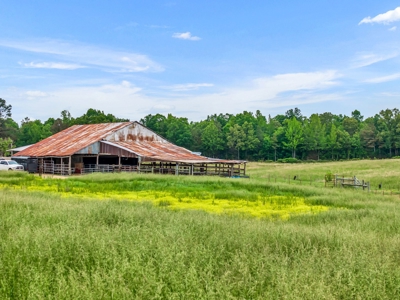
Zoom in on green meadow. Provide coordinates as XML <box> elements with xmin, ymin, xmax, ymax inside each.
<box><xmin>1</xmin><ymin>160</ymin><xmax>400</xmax><ymax>299</ymax></box>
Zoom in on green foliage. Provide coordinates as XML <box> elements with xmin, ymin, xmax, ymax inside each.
<box><xmin>284</xmin><ymin>117</ymin><xmax>303</xmax><ymax>158</ymax></box>
<box><xmin>17</xmin><ymin>119</ymin><xmax>52</xmax><ymax>146</ymax></box>
<box><xmin>3</xmin><ymin>98</ymin><xmax>400</xmax><ymax>161</ymax></box>
<box><xmin>303</xmin><ymin>114</ymin><xmax>326</xmax><ymax>159</ymax></box>
<box><xmin>202</xmin><ymin>121</ymin><xmax>224</xmax><ymax>156</ymax></box>
<box><xmin>73</xmin><ymin>108</ymin><xmax>129</xmax><ymax>124</ymax></box>
<box><xmin>0</xmin><ymin>137</ymin><xmax>12</xmax><ymax>156</ymax></box>
<box><xmin>0</xmin><ymin>98</ymin><xmax>13</xmax><ymax>139</ymax></box>
<box><xmin>140</xmin><ymin>113</ymin><xmax>168</xmax><ymax>137</ymax></box>
<box><xmin>325</xmin><ymin>172</ymin><xmax>334</xmax><ymax>182</ymax></box>
<box><xmin>227</xmin><ymin>124</ymin><xmax>246</xmax><ymax>159</ymax></box>
<box><xmin>277</xmin><ymin>157</ymin><xmax>301</xmax><ymax>163</ymax></box>
<box><xmin>165</xmin><ymin>114</ymin><xmax>193</xmax><ymax>148</ymax></box>
<box><xmin>343</xmin><ymin>116</ymin><xmax>359</xmax><ymax>136</ymax></box>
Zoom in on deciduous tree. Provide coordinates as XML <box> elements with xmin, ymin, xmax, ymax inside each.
<box><xmin>227</xmin><ymin>124</ymin><xmax>246</xmax><ymax>159</ymax></box>
<box><xmin>284</xmin><ymin>117</ymin><xmax>303</xmax><ymax>158</ymax></box>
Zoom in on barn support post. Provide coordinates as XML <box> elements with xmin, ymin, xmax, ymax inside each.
<box><xmin>96</xmin><ymin>155</ymin><xmax>99</xmax><ymax>169</ymax></box>
<box><xmin>175</xmin><ymin>163</ymin><xmax>179</xmax><ymax>176</ymax></box>
<box><xmin>118</xmin><ymin>155</ymin><xmax>121</xmax><ymax>171</ymax></box>
<box><xmin>68</xmin><ymin>156</ymin><xmax>72</xmax><ymax>176</ymax></box>
<box><xmin>138</xmin><ymin>156</ymin><xmax>141</xmax><ymax>174</ymax></box>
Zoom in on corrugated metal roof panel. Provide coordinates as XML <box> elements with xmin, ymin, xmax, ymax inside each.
<box><xmin>8</xmin><ymin>144</ymin><xmax>34</xmax><ymax>152</ymax></box>
<box><xmin>14</xmin><ymin>122</ymin><xmax>132</xmax><ymax>157</ymax></box>
<box><xmin>106</xmin><ymin>141</ymin><xmax>244</xmax><ymax>164</ymax></box>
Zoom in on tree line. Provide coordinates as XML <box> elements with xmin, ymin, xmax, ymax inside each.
<box><xmin>1</xmin><ymin>97</ymin><xmax>399</xmax><ymax>160</ymax></box>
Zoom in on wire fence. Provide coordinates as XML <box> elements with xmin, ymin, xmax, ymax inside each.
<box><xmin>263</xmin><ymin>173</ymin><xmax>400</xmax><ymax>197</ymax></box>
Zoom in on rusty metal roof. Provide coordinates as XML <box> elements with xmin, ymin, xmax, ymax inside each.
<box><xmin>102</xmin><ymin>141</ymin><xmax>244</xmax><ymax>164</ymax></box>
<box><xmin>106</xmin><ymin>140</ymin><xmax>204</xmax><ymax>160</ymax></box>
<box><xmin>14</xmin><ymin>122</ymin><xmax>132</xmax><ymax>157</ymax></box>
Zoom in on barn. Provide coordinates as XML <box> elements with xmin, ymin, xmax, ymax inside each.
<box><xmin>13</xmin><ymin>121</ymin><xmax>246</xmax><ymax>177</ymax></box>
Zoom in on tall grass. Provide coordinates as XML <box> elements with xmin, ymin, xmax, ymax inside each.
<box><xmin>1</xmin><ymin>160</ymin><xmax>400</xmax><ymax>298</ymax></box>
<box><xmin>248</xmin><ymin>159</ymin><xmax>400</xmax><ymax>191</ymax></box>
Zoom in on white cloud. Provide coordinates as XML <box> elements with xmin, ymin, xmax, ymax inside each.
<box><xmin>364</xmin><ymin>73</ymin><xmax>400</xmax><ymax>83</ymax></box>
<box><xmin>149</xmin><ymin>25</ymin><xmax>169</xmax><ymax>29</ymax></box>
<box><xmin>151</xmin><ymin>104</ymin><xmax>175</xmax><ymax>111</ymax></box>
<box><xmin>6</xmin><ymin>71</ymin><xmax>341</xmax><ymax>122</ymax></box>
<box><xmin>115</xmin><ymin>22</ymin><xmax>139</xmax><ymax>31</ymax></box>
<box><xmin>162</xmin><ymin>70</ymin><xmax>342</xmax><ymax>119</ymax></box>
<box><xmin>351</xmin><ymin>52</ymin><xmax>398</xmax><ymax>68</ymax></box>
<box><xmin>0</xmin><ymin>38</ymin><xmax>163</xmax><ymax>73</ymax></box>
<box><xmin>212</xmin><ymin>70</ymin><xmax>340</xmax><ymax>104</ymax></box>
<box><xmin>380</xmin><ymin>92</ymin><xmax>400</xmax><ymax>97</ymax></box>
<box><xmin>25</xmin><ymin>90</ymin><xmax>47</xmax><ymax>97</ymax></box>
<box><xmin>22</xmin><ymin>61</ymin><xmax>84</xmax><ymax>70</ymax></box>
<box><xmin>162</xmin><ymin>83</ymin><xmax>213</xmax><ymax>91</ymax></box>
<box><xmin>359</xmin><ymin>7</ymin><xmax>400</xmax><ymax>25</ymax></box>
<box><xmin>7</xmin><ymin>81</ymin><xmax>145</xmax><ymax>122</ymax></box>
<box><xmin>389</xmin><ymin>26</ymin><xmax>397</xmax><ymax>31</ymax></box>
<box><xmin>172</xmin><ymin>32</ymin><xmax>201</xmax><ymax>41</ymax></box>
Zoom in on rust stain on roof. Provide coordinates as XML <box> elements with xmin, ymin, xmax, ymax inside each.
<box><xmin>111</xmin><ymin>140</ymin><xmax>205</xmax><ymax>161</ymax></box>
<box><xmin>15</xmin><ymin>122</ymin><xmax>132</xmax><ymax>157</ymax></box>
<box><xmin>108</xmin><ymin>141</ymin><xmax>243</xmax><ymax>164</ymax></box>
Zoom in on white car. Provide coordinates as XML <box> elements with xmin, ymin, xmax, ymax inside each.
<box><xmin>0</xmin><ymin>160</ymin><xmax>25</xmax><ymax>171</ymax></box>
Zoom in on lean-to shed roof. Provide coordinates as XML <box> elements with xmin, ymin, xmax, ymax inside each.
<box><xmin>102</xmin><ymin>140</ymin><xmax>234</xmax><ymax>163</ymax></box>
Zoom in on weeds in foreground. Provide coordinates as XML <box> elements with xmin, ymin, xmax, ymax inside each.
<box><xmin>0</xmin><ymin>172</ymin><xmax>333</xmax><ymax>219</ymax></box>
<box><xmin>0</xmin><ymin>186</ymin><xmax>400</xmax><ymax>299</ymax></box>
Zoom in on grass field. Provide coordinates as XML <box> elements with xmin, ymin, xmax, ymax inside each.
<box><xmin>1</xmin><ymin>160</ymin><xmax>400</xmax><ymax>299</ymax></box>
<box><xmin>248</xmin><ymin>159</ymin><xmax>400</xmax><ymax>191</ymax></box>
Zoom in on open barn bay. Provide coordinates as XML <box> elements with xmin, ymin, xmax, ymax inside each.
<box><xmin>1</xmin><ymin>160</ymin><xmax>400</xmax><ymax>299</ymax></box>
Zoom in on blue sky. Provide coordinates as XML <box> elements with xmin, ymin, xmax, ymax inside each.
<box><xmin>1</xmin><ymin>1</ymin><xmax>400</xmax><ymax>123</ymax></box>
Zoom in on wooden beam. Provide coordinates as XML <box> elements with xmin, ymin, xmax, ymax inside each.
<box><xmin>68</xmin><ymin>156</ymin><xmax>72</xmax><ymax>176</ymax></box>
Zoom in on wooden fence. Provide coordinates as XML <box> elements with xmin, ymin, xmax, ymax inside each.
<box><xmin>329</xmin><ymin>175</ymin><xmax>370</xmax><ymax>191</ymax></box>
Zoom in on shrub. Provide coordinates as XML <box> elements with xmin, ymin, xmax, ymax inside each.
<box><xmin>325</xmin><ymin>172</ymin><xmax>334</xmax><ymax>182</ymax></box>
<box><xmin>277</xmin><ymin>158</ymin><xmax>301</xmax><ymax>163</ymax></box>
